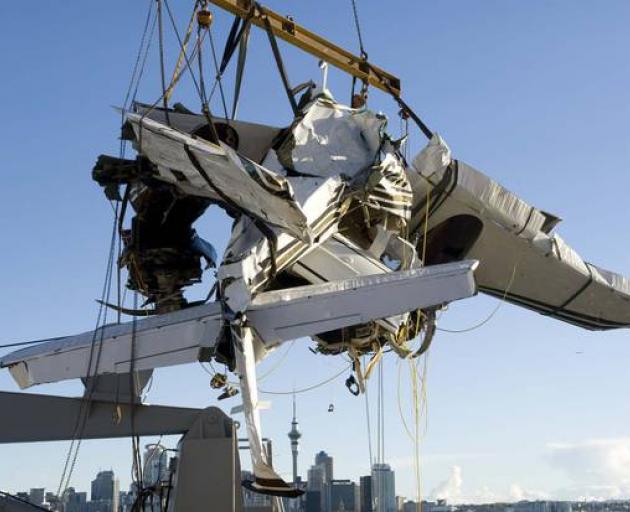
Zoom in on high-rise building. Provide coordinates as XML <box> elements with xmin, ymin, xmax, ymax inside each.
<box><xmin>329</xmin><ymin>480</ymin><xmax>356</xmax><ymax>512</ymax></box>
<box><xmin>45</xmin><ymin>491</ymin><xmax>60</xmax><ymax>509</ymax></box>
<box><xmin>91</xmin><ymin>470</ymin><xmax>120</xmax><ymax>512</ymax></box>
<box><xmin>28</xmin><ymin>488</ymin><xmax>45</xmax><ymax>506</ymax></box>
<box><xmin>360</xmin><ymin>475</ymin><xmax>373</xmax><ymax>512</ymax></box>
<box><xmin>371</xmin><ymin>464</ymin><xmax>396</xmax><ymax>512</ymax></box>
<box><xmin>143</xmin><ymin>444</ymin><xmax>169</xmax><ymax>487</ymax></box>
<box><xmin>307</xmin><ymin>462</ymin><xmax>327</xmax><ymax>511</ymax></box>
<box><xmin>314</xmin><ymin>451</ymin><xmax>333</xmax><ymax>483</ymax></box>
<box><xmin>403</xmin><ymin>501</ymin><xmax>419</xmax><ymax>512</ymax></box>
<box><xmin>307</xmin><ymin>465</ymin><xmax>325</xmax><ymax>492</ymax></box>
<box><xmin>305</xmin><ymin>490</ymin><xmax>322</xmax><ymax>512</ymax></box>
<box><xmin>311</xmin><ymin>451</ymin><xmax>334</xmax><ymax>512</ymax></box>
<box><xmin>63</xmin><ymin>487</ymin><xmax>87</xmax><ymax>512</ymax></box>
<box><xmin>288</xmin><ymin>394</ymin><xmax>302</xmax><ymax>484</ymax></box>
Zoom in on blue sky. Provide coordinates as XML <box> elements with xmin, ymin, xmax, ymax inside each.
<box><xmin>1</xmin><ymin>0</ymin><xmax>630</xmax><ymax>503</ymax></box>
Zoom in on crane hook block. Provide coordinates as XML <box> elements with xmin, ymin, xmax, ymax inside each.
<box><xmin>197</xmin><ymin>10</ymin><xmax>213</xmax><ymax>28</ymax></box>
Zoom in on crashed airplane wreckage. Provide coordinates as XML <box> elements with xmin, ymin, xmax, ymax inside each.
<box><xmin>2</xmin><ymin>0</ymin><xmax>630</xmax><ymax>505</ymax></box>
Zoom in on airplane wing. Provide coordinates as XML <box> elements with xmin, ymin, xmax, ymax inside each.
<box><xmin>408</xmin><ymin>135</ymin><xmax>630</xmax><ymax>330</ymax></box>
<box><xmin>0</xmin><ymin>260</ymin><xmax>477</xmax><ymax>389</ymax></box>
<box><xmin>126</xmin><ymin>113</ymin><xmax>311</xmax><ymax>241</ymax></box>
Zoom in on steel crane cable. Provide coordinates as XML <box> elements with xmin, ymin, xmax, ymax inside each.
<box><xmin>165</xmin><ymin>1</ymin><xmax>199</xmax><ymax>103</ymax></box>
<box><xmin>129</xmin><ymin>292</ymin><xmax>145</xmax><ymax>512</ymax></box>
<box><xmin>120</xmin><ymin>0</ymin><xmax>157</xmax><ymax>158</ymax></box>
<box><xmin>199</xmin><ymin>361</ymin><xmax>353</xmax><ymax>395</ymax></box>
<box><xmin>350</xmin><ymin>0</ymin><xmax>367</xmax><ymax>59</ymax></box>
<box><xmin>56</xmin><ymin>2</ymin><xmax>158</xmax><ymax>490</ymax></box>
<box><xmin>134</xmin><ymin>0</ymin><xmax>218</xmax><ymax>144</ymax></box>
<box><xmin>117</xmin><ymin>1</ymin><xmax>156</xmax><ymax>319</ymax></box>
<box><xmin>156</xmin><ymin>0</ymin><xmax>172</xmax><ymax>125</ymax></box>
<box><xmin>258</xmin><ymin>363</ymin><xmax>352</xmax><ymax>395</ymax></box>
<box><xmin>363</xmin><ymin>356</ymin><xmax>374</xmax><ymax>470</ymax></box>
<box><xmin>207</xmin><ymin>28</ymin><xmax>231</xmax><ymax>120</ymax></box>
<box><xmin>256</xmin><ymin>339</ymin><xmax>296</xmax><ymax>382</ymax></box>
<box><xmin>122</xmin><ymin>0</ymin><xmax>156</xmax><ymax>113</ymax></box>
<box><xmin>56</xmin><ymin>203</ymin><xmax>119</xmax><ymax>498</ymax></box>
<box><xmin>58</xmin><ymin>0</ymin><xmax>163</xmax><ymax>471</ymax></box>
<box><xmin>129</xmin><ymin>14</ymin><xmax>158</xmax><ymax>109</ymax></box>
<box><xmin>162</xmin><ymin>0</ymin><xmax>206</xmax><ymax>107</ymax></box>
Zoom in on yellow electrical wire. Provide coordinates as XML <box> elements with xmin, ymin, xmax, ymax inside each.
<box><xmin>421</xmin><ymin>179</ymin><xmax>432</xmax><ymax>266</ymax></box>
<box><xmin>437</xmin><ymin>260</ymin><xmax>520</xmax><ymax>334</ymax></box>
<box><xmin>410</xmin><ymin>357</ymin><xmax>422</xmax><ymax>510</ymax></box>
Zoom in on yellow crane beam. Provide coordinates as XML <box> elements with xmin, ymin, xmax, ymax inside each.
<box><xmin>206</xmin><ymin>0</ymin><xmax>401</xmax><ymax>96</ymax></box>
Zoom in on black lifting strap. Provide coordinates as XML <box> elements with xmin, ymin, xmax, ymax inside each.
<box><xmin>392</xmin><ymin>92</ymin><xmax>433</xmax><ymax>140</ymax></box>
<box><xmin>219</xmin><ymin>15</ymin><xmax>252</xmax><ymax>75</ymax></box>
<box><xmin>366</xmin><ymin>62</ymin><xmax>434</xmax><ymax>140</ymax></box>
<box><xmin>262</xmin><ymin>15</ymin><xmax>299</xmax><ymax>116</ymax></box>
<box><xmin>231</xmin><ymin>21</ymin><xmax>251</xmax><ymax>119</ymax></box>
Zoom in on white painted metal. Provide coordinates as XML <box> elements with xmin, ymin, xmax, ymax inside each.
<box><xmin>128</xmin><ymin>113</ymin><xmax>311</xmax><ymax>241</ymax></box>
<box><xmin>1</xmin><ymin>261</ymin><xmax>477</xmax><ymax>389</ymax></box>
<box><xmin>248</xmin><ymin>260</ymin><xmax>478</xmax><ymax>345</ymax></box>
<box><xmin>409</xmin><ymin>135</ymin><xmax>630</xmax><ymax>329</ymax></box>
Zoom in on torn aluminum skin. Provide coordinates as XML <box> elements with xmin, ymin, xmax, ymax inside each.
<box><xmin>408</xmin><ymin>134</ymin><xmax>630</xmax><ymax>329</ymax></box>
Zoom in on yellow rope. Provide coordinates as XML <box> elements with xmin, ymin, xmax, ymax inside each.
<box><xmin>437</xmin><ymin>260</ymin><xmax>519</xmax><ymax>333</ymax></box>
<box><xmin>396</xmin><ymin>359</ymin><xmax>415</xmax><ymax>442</ymax></box>
<box><xmin>421</xmin><ymin>180</ymin><xmax>431</xmax><ymax>266</ymax></box>
<box><xmin>164</xmin><ymin>2</ymin><xmax>199</xmax><ymax>101</ymax></box>
<box><xmin>410</xmin><ymin>357</ymin><xmax>422</xmax><ymax>509</ymax></box>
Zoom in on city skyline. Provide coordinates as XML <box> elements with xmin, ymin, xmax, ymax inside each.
<box><xmin>1</xmin><ymin>0</ymin><xmax>630</xmax><ymax>504</ymax></box>
<box><xmin>10</xmin><ymin>462</ymin><xmax>630</xmax><ymax>512</ymax></box>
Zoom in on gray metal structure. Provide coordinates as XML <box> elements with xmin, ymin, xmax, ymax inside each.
<box><xmin>0</xmin><ymin>391</ymin><xmax>243</xmax><ymax>512</ymax></box>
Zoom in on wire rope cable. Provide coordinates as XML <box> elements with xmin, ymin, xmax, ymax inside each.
<box><xmin>437</xmin><ymin>261</ymin><xmax>519</xmax><ymax>333</ymax></box>
<box><xmin>349</xmin><ymin>0</ymin><xmax>367</xmax><ymax>58</ymax></box>
<box><xmin>56</xmin><ymin>202</ymin><xmax>119</xmax><ymax>497</ymax></box>
<box><xmin>207</xmin><ymin>28</ymin><xmax>231</xmax><ymax>120</ymax></box>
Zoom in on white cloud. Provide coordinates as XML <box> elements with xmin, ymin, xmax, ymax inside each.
<box><xmin>546</xmin><ymin>438</ymin><xmax>630</xmax><ymax>500</ymax></box>
<box><xmin>431</xmin><ymin>465</ymin><xmax>463</xmax><ymax>502</ymax></box>
<box><xmin>412</xmin><ymin>438</ymin><xmax>630</xmax><ymax>504</ymax></box>
<box><xmin>429</xmin><ymin>466</ymin><xmax>548</xmax><ymax>504</ymax></box>
<box><xmin>509</xmin><ymin>484</ymin><xmax>549</xmax><ymax>501</ymax></box>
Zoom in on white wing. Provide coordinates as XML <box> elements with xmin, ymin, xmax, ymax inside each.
<box><xmin>409</xmin><ymin>135</ymin><xmax>630</xmax><ymax>330</ymax></box>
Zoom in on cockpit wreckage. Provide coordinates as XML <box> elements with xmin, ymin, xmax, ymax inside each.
<box><xmin>1</xmin><ymin>0</ymin><xmax>629</xmax><ymax>502</ymax></box>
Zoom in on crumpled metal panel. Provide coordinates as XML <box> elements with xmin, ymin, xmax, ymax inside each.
<box><xmin>410</xmin><ymin>135</ymin><xmax>630</xmax><ymax>330</ymax></box>
<box><xmin>248</xmin><ymin>260</ymin><xmax>478</xmax><ymax>345</ymax></box>
<box><xmin>127</xmin><ymin>113</ymin><xmax>311</xmax><ymax>241</ymax></box>
<box><xmin>273</xmin><ymin>98</ymin><xmax>385</xmax><ymax>178</ymax></box>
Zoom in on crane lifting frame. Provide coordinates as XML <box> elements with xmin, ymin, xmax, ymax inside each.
<box><xmin>207</xmin><ymin>0</ymin><xmax>402</xmax><ymax>95</ymax></box>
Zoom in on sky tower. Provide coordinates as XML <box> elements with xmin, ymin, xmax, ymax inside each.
<box><xmin>288</xmin><ymin>393</ymin><xmax>302</xmax><ymax>484</ymax></box>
